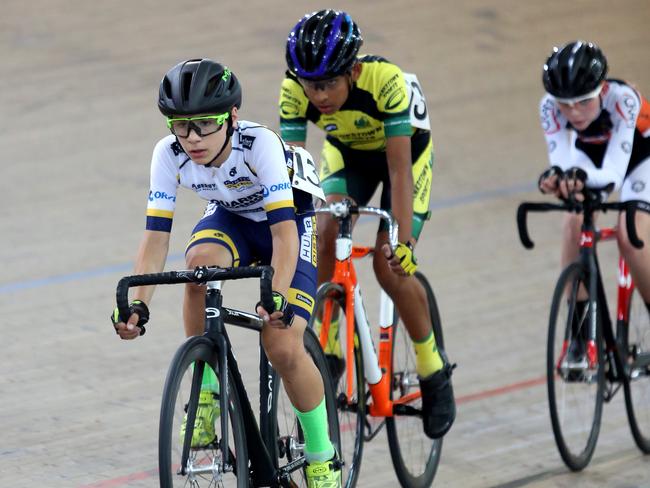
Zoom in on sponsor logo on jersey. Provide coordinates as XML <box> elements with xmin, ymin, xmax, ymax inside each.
<box><xmin>294</xmin><ymin>291</ymin><xmax>314</xmax><ymax>308</ymax></box>
<box><xmin>148</xmin><ymin>190</ymin><xmax>176</xmax><ymax>202</ymax></box>
<box><xmin>224</xmin><ymin>177</ymin><xmax>254</xmax><ymax>192</ymax></box>
<box><xmin>240</xmin><ymin>134</ymin><xmax>256</xmax><ymax>150</ymax></box>
<box><xmin>541</xmin><ymin>98</ymin><xmax>561</xmax><ymax>134</ymax></box>
<box><xmin>281</xmin><ymin>101</ymin><xmax>300</xmax><ymax>117</ymax></box>
<box><xmin>621</xmin><ymin>141</ymin><xmax>632</xmax><ymax>153</ymax></box>
<box><xmin>261</xmin><ymin>182</ymin><xmax>292</xmax><ymax>197</ymax></box>
<box><xmin>170</xmin><ymin>141</ymin><xmax>185</xmax><ymax>156</ymax></box>
<box><xmin>378</xmin><ymin>72</ymin><xmax>400</xmax><ymax>99</ymax></box>
<box><xmin>214</xmin><ymin>191</ymin><xmax>264</xmax><ymax>209</ymax></box>
<box><xmin>229</xmin><ymin>167</ymin><xmax>237</xmax><ymax>177</ymax></box>
<box><xmin>192</xmin><ymin>183</ymin><xmax>218</xmax><ymax>191</ymax></box>
<box><xmin>385</xmin><ymin>89</ymin><xmax>406</xmax><ymax>111</ymax></box>
<box><xmin>300</xmin><ymin>216</ymin><xmax>318</xmax><ymax>266</ymax></box>
<box><xmin>632</xmin><ymin>181</ymin><xmax>645</xmax><ymax>193</ymax></box>
<box><xmin>617</xmin><ymin>95</ymin><xmax>639</xmax><ymax>128</ymax></box>
<box><xmin>203</xmin><ymin>201</ymin><xmax>218</xmax><ymax>217</ymax></box>
<box><xmin>324</xmin><ymin>123</ymin><xmax>338</xmax><ymax>132</ymax></box>
<box><xmin>354</xmin><ymin>117</ymin><xmax>370</xmax><ymax>129</ymax></box>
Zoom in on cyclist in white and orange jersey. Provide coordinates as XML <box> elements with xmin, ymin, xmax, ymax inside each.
<box><xmin>538</xmin><ymin>41</ymin><xmax>650</xmax><ymax>346</ymax></box>
<box><xmin>110</xmin><ymin>58</ymin><xmax>341</xmax><ymax>486</ymax></box>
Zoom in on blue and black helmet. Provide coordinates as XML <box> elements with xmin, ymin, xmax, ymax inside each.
<box><xmin>542</xmin><ymin>41</ymin><xmax>608</xmax><ymax>100</ymax></box>
<box><xmin>286</xmin><ymin>9</ymin><xmax>363</xmax><ymax>80</ymax></box>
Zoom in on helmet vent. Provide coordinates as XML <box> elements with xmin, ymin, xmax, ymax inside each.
<box><xmin>205</xmin><ymin>76</ymin><xmax>220</xmax><ymax>98</ymax></box>
<box><xmin>162</xmin><ymin>77</ymin><xmax>172</xmax><ymax>98</ymax></box>
<box><xmin>181</xmin><ymin>72</ymin><xmax>193</xmax><ymax>103</ymax></box>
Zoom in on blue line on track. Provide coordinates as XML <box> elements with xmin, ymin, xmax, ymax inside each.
<box><xmin>0</xmin><ymin>181</ymin><xmax>536</xmax><ymax>295</ymax></box>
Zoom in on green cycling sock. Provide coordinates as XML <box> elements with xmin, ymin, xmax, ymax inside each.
<box><xmin>200</xmin><ymin>363</ymin><xmax>220</xmax><ymax>393</ymax></box>
<box><xmin>294</xmin><ymin>397</ymin><xmax>335</xmax><ymax>463</ymax></box>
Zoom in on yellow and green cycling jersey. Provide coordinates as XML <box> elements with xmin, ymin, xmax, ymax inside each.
<box><xmin>279</xmin><ymin>55</ymin><xmax>415</xmax><ymax>151</ymax></box>
<box><xmin>278</xmin><ymin>54</ymin><xmax>434</xmax><ymax>239</ymax></box>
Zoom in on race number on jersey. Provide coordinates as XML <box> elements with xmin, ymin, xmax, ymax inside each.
<box><xmin>289</xmin><ymin>146</ymin><xmax>326</xmax><ymax>201</ymax></box>
<box><xmin>404</xmin><ymin>72</ymin><xmax>431</xmax><ymax>131</ymax></box>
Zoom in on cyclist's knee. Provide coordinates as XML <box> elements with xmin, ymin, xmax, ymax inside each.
<box><xmin>186</xmin><ymin>243</ymin><xmax>232</xmax><ymax>268</ymax></box>
<box><xmin>373</xmin><ymin>252</ymin><xmax>401</xmax><ymax>295</ymax></box>
<box><xmin>261</xmin><ymin>318</ymin><xmax>306</xmax><ymax>371</ymax></box>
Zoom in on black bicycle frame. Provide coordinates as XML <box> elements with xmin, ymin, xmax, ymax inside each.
<box><xmin>516</xmin><ymin>194</ymin><xmax>648</xmax><ymax>394</ymax></box>
<box><xmin>116</xmin><ymin>265</ymin><xmax>300</xmax><ymax>486</ymax></box>
<box><xmin>575</xmin><ymin>207</ymin><xmax>628</xmax><ymax>394</ymax></box>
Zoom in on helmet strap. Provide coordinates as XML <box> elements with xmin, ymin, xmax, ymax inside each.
<box><xmin>205</xmin><ymin>118</ymin><xmax>235</xmax><ymax>167</ymax></box>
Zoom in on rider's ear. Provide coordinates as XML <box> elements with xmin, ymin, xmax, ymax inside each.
<box><xmin>350</xmin><ymin>63</ymin><xmax>362</xmax><ymax>83</ymax></box>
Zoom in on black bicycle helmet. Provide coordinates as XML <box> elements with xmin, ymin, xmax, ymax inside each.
<box><xmin>286</xmin><ymin>9</ymin><xmax>363</xmax><ymax>80</ymax></box>
<box><xmin>542</xmin><ymin>41</ymin><xmax>608</xmax><ymax>99</ymax></box>
<box><xmin>158</xmin><ymin>58</ymin><xmax>242</xmax><ymax>116</ymax></box>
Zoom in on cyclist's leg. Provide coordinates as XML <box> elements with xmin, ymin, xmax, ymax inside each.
<box><xmin>618</xmin><ymin>156</ymin><xmax>650</xmax><ymax>305</ymax></box>
<box><xmin>316</xmin><ymin>140</ymin><xmax>380</xmax><ymax>355</ymax></box>
<box><xmin>257</xmin><ymin>213</ymin><xmax>341</xmax><ymax>483</ymax></box>
<box><xmin>184</xmin><ymin>204</ymin><xmax>249</xmax><ymax>337</ymax></box>
<box><xmin>374</xmin><ymin>133</ymin><xmax>439</xmax><ymax>365</ymax></box>
<box><xmin>373</xmin><ymin>133</ymin><xmax>455</xmax><ymax>438</ymax></box>
<box><xmin>181</xmin><ymin>205</ymin><xmax>252</xmax><ymax>445</ymax></box>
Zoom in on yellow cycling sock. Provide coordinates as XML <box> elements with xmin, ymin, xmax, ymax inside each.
<box><xmin>314</xmin><ymin>316</ymin><xmax>342</xmax><ymax>357</ymax></box>
<box><xmin>414</xmin><ymin>331</ymin><xmax>443</xmax><ymax>378</ymax></box>
<box><xmin>294</xmin><ymin>397</ymin><xmax>335</xmax><ymax>463</ymax></box>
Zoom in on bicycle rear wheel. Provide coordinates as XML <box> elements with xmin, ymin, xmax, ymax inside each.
<box><xmin>269</xmin><ymin>326</ymin><xmax>342</xmax><ymax>487</ymax></box>
<box><xmin>623</xmin><ymin>287</ymin><xmax>650</xmax><ymax>453</ymax></box>
<box><xmin>547</xmin><ymin>263</ymin><xmax>604</xmax><ymax>471</ymax></box>
<box><xmin>309</xmin><ymin>282</ymin><xmax>365</xmax><ymax>488</ymax></box>
<box><xmin>386</xmin><ymin>271</ymin><xmax>442</xmax><ymax>488</ymax></box>
<box><xmin>159</xmin><ymin>336</ymin><xmax>248</xmax><ymax>487</ymax></box>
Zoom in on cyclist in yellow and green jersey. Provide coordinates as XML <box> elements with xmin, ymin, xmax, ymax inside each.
<box><xmin>279</xmin><ymin>9</ymin><xmax>456</xmax><ymax>441</ymax></box>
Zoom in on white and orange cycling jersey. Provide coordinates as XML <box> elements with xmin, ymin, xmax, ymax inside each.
<box><xmin>540</xmin><ymin>79</ymin><xmax>650</xmax><ymax>201</ymax></box>
<box><xmin>145</xmin><ymin>120</ymin><xmax>323</xmax><ymax>232</ymax></box>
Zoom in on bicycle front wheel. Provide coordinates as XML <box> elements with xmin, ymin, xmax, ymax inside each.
<box><xmin>309</xmin><ymin>282</ymin><xmax>365</xmax><ymax>488</ymax></box>
<box><xmin>159</xmin><ymin>336</ymin><xmax>248</xmax><ymax>488</ymax></box>
<box><xmin>623</xmin><ymin>286</ymin><xmax>650</xmax><ymax>453</ymax></box>
<box><xmin>270</xmin><ymin>326</ymin><xmax>342</xmax><ymax>487</ymax></box>
<box><xmin>386</xmin><ymin>271</ymin><xmax>442</xmax><ymax>488</ymax></box>
<box><xmin>547</xmin><ymin>263</ymin><xmax>604</xmax><ymax>471</ymax></box>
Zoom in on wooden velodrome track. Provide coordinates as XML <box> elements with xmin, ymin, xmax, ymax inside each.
<box><xmin>2</xmin><ymin>0</ymin><xmax>650</xmax><ymax>486</ymax></box>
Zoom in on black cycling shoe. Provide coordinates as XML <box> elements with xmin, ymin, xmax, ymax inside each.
<box><xmin>419</xmin><ymin>351</ymin><xmax>456</xmax><ymax>439</ymax></box>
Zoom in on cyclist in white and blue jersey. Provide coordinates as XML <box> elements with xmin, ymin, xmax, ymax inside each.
<box><xmin>110</xmin><ymin>58</ymin><xmax>341</xmax><ymax>486</ymax></box>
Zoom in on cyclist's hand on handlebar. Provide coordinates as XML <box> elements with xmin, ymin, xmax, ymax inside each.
<box><xmin>382</xmin><ymin>241</ymin><xmax>418</xmax><ymax>276</ymax></box>
<box><xmin>558</xmin><ymin>167</ymin><xmax>587</xmax><ymax>202</ymax></box>
<box><xmin>256</xmin><ymin>291</ymin><xmax>295</xmax><ymax>328</ymax></box>
<box><xmin>110</xmin><ymin>300</ymin><xmax>149</xmax><ymax>340</ymax></box>
<box><xmin>538</xmin><ymin>166</ymin><xmax>563</xmax><ymax>196</ymax></box>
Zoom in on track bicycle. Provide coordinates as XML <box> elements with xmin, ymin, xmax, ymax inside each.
<box><xmin>114</xmin><ymin>265</ymin><xmax>340</xmax><ymax>487</ymax></box>
<box><xmin>311</xmin><ymin>200</ymin><xmax>445</xmax><ymax>488</ymax></box>
<box><xmin>517</xmin><ymin>190</ymin><xmax>650</xmax><ymax>471</ymax></box>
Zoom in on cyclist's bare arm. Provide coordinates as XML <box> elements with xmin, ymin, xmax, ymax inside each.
<box><xmin>386</xmin><ymin>135</ymin><xmax>414</xmax><ymax>244</ymax></box>
<box><xmin>133</xmin><ymin>230</ymin><xmax>170</xmax><ymax>302</ymax></box>
<box><xmin>114</xmin><ymin>230</ymin><xmax>169</xmax><ymax>339</ymax></box>
<box><xmin>257</xmin><ymin>219</ymin><xmax>299</xmax><ymax>326</ymax></box>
